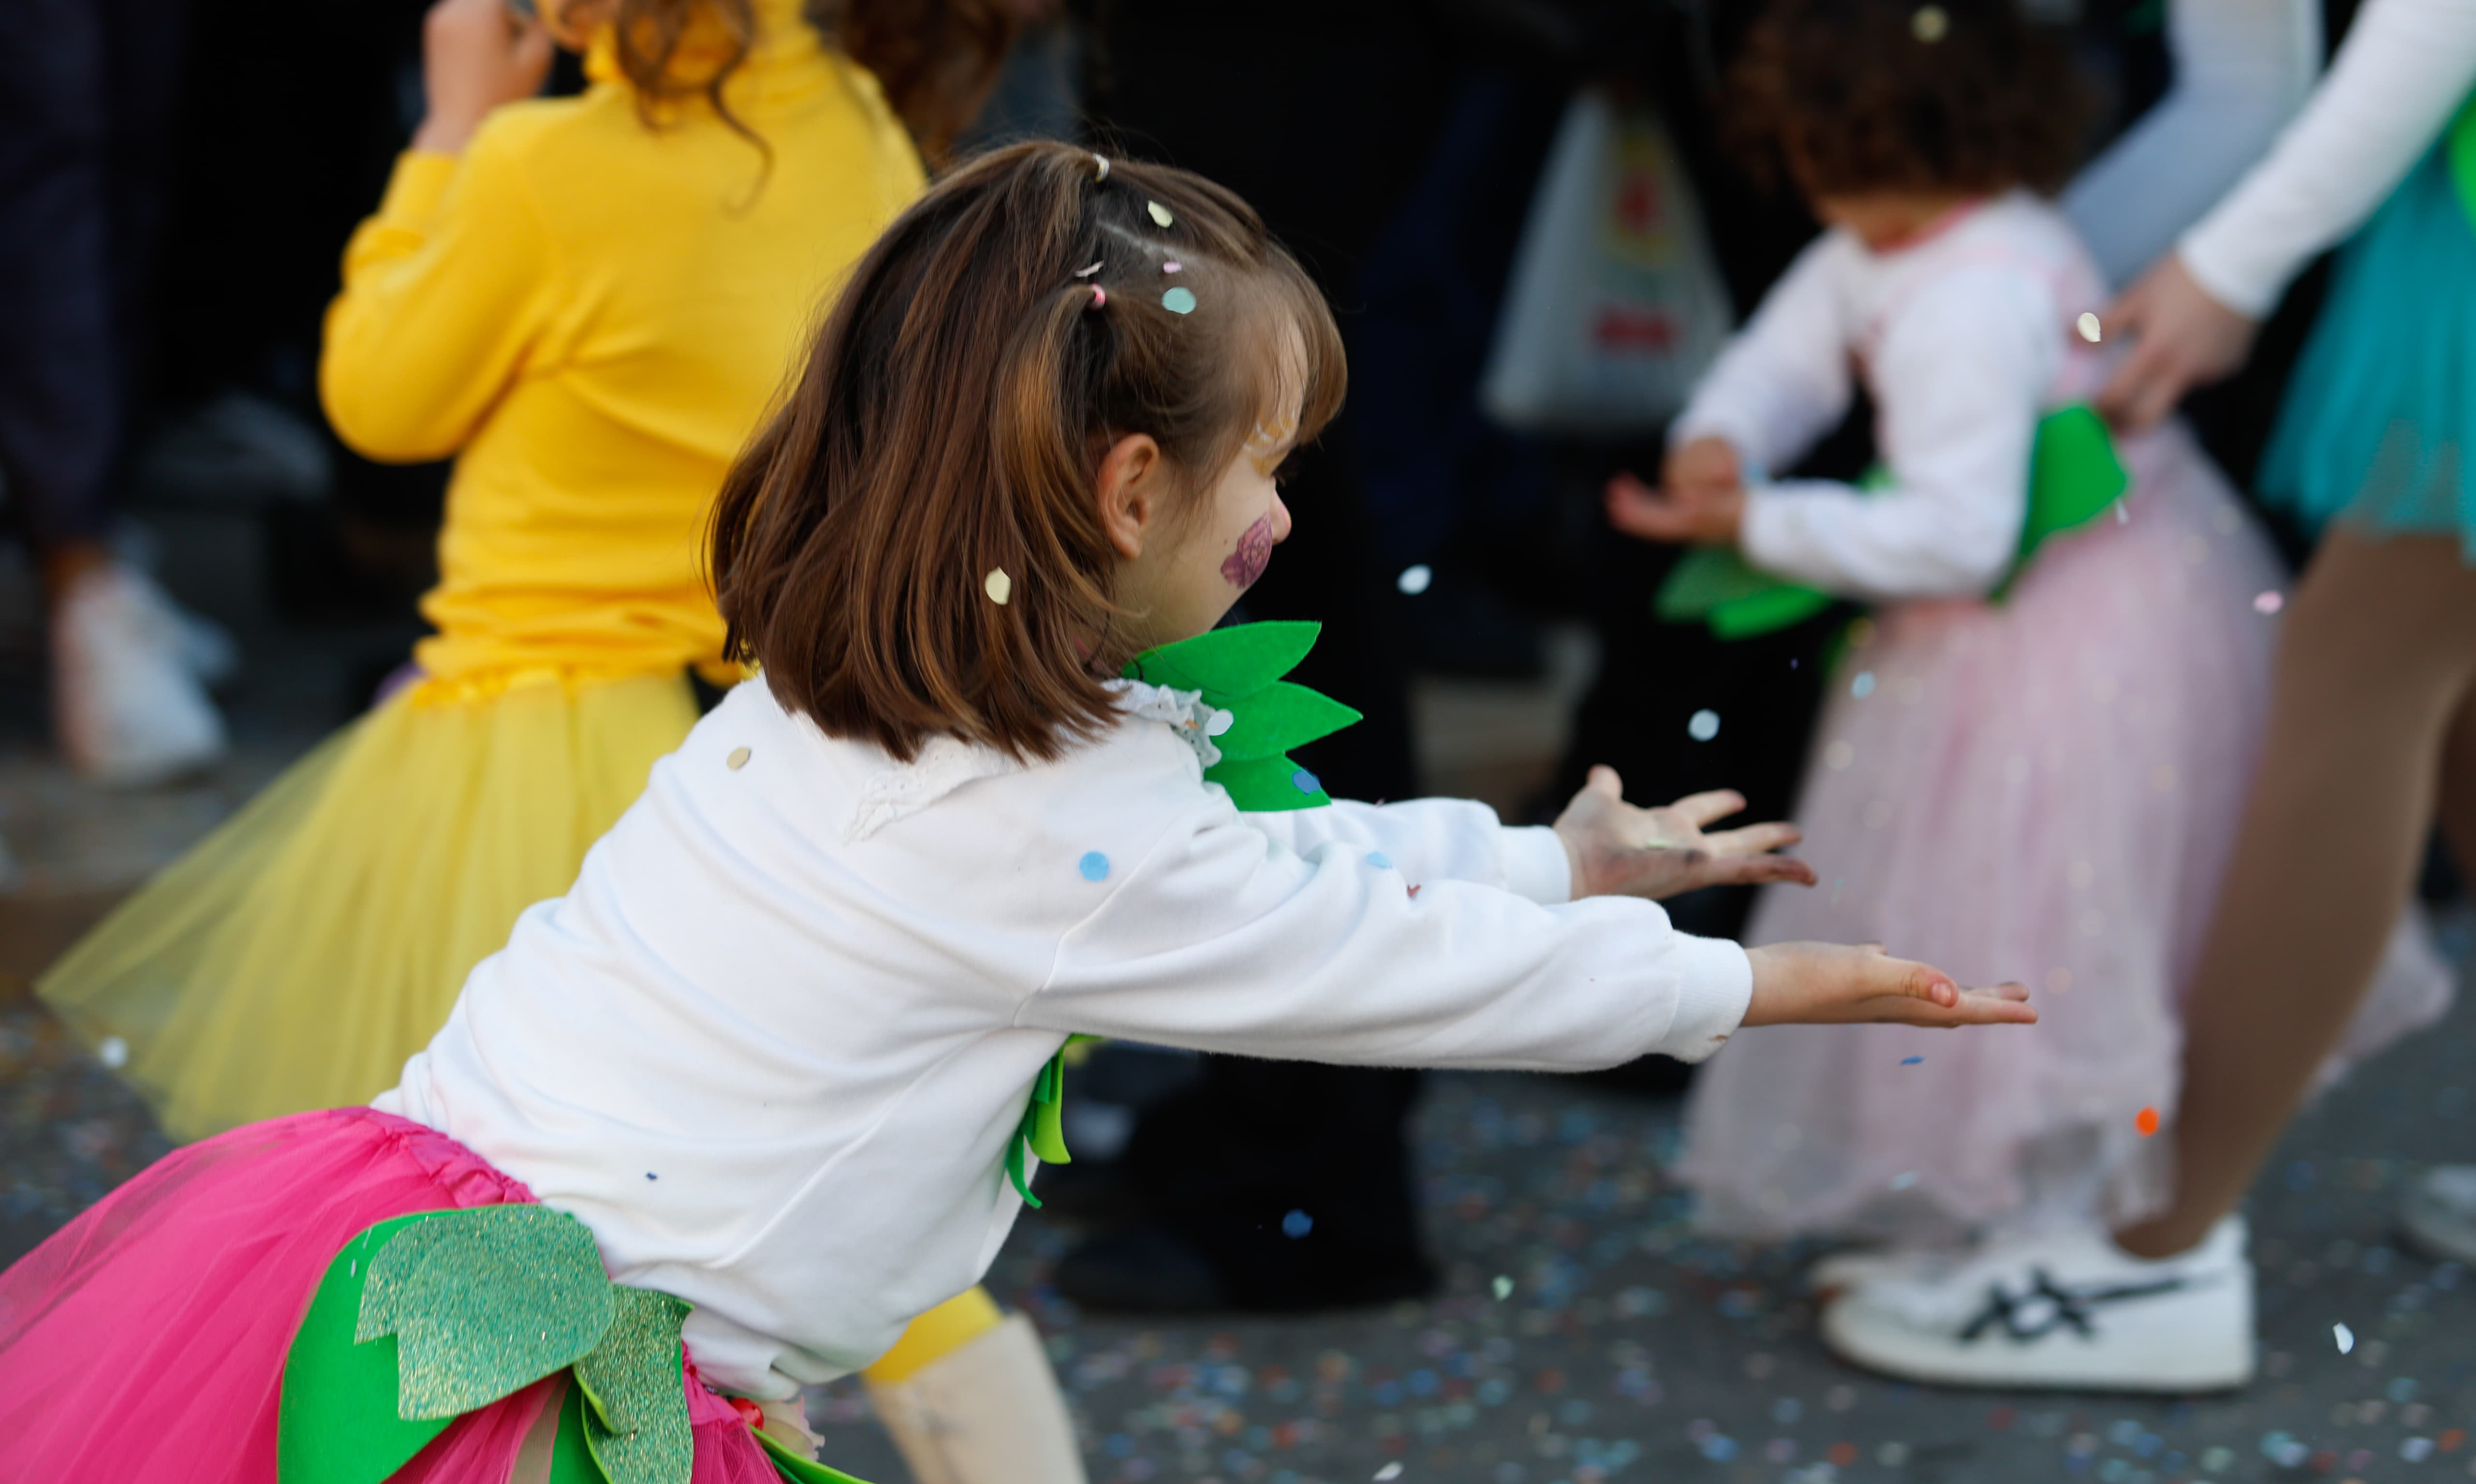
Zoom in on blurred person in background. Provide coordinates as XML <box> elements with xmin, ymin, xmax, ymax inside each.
<box><xmin>1824</xmin><ymin>0</ymin><xmax>2476</xmax><ymax>1385</ymax></box>
<box><xmin>0</xmin><ymin>0</ymin><xmax>233</xmax><ymax>785</ymax></box>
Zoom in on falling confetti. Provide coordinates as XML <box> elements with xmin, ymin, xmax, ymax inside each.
<box><xmin>1366</xmin><ymin>852</ymin><xmax>1393</xmax><ymax>869</ymax></box>
<box><xmin>1890</xmin><ymin>1171</ymin><xmax>1919</xmax><ymax>1190</ymax></box>
<box><xmin>1281</xmin><ymin>1209</ymin><xmax>1313</xmax><ymax>1238</ymax></box>
<box><xmin>97</xmin><ymin>1037</ymin><xmax>128</xmax><ymax>1071</ymax></box>
<box><xmin>2255</xmin><ymin>590</ymin><xmax>2284</xmax><ymax>614</ymax></box>
<box><xmin>1900</xmin><ymin>1056</ymin><xmax>1923</xmax><ymax>1066</ymax></box>
<box><xmin>1491</xmin><ymin>1275</ymin><xmax>1513</xmax><ymax>1300</ymax></box>
<box><xmin>984</xmin><ymin>568</ymin><xmax>1013</xmax><ymax>605</ymax></box>
<box><xmin>2135</xmin><ymin>1106</ymin><xmax>2161</xmax><ymax>1137</ymax></box>
<box><xmin>1851</xmin><ymin>671</ymin><xmax>1876</xmax><ymax>699</ymax></box>
<box><xmin>2076</xmin><ymin>312</ymin><xmax>2101</xmax><ymax>343</ymax></box>
<box><xmin>1146</xmin><ymin>201</ymin><xmax>1174</xmax><ymax>228</ymax></box>
<box><xmin>2335</xmin><ymin>1322</ymin><xmax>2356</xmax><ymax>1355</ymax></box>
<box><xmin>1687</xmin><ymin>709</ymin><xmax>1722</xmax><ymax>742</ymax></box>
<box><xmin>1078</xmin><ymin>851</ymin><xmax>1111</xmax><ymax>882</ymax></box>
<box><xmin>1396</xmin><ymin>564</ymin><xmax>1433</xmax><ymax>595</ymax></box>
<box><xmin>1910</xmin><ymin>4</ymin><xmax>1947</xmax><ymax>41</ymax></box>
<box><xmin>1374</xmin><ymin>1465</ymin><xmax>1403</xmax><ymax>1482</ymax></box>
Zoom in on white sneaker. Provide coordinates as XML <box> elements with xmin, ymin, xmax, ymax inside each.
<box><xmin>1820</xmin><ymin>1217</ymin><xmax>2255</xmax><ymax>1392</ymax></box>
<box><xmin>1808</xmin><ymin>1244</ymin><xmax>1962</xmax><ymax>1296</ymax></box>
<box><xmin>52</xmin><ymin>564</ymin><xmax>229</xmax><ymax>786</ymax></box>
<box><xmin>2402</xmin><ymin>1165</ymin><xmax>2476</xmax><ymax>1265</ymax></box>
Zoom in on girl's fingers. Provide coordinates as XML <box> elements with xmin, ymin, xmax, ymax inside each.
<box><xmin>1666</xmin><ymin>789</ymin><xmax>1747</xmax><ymax>827</ymax></box>
<box><xmin>1585</xmin><ymin>764</ymin><xmax>1625</xmax><ymax>800</ymax></box>
<box><xmin>1696</xmin><ymin>853</ymin><xmax>1817</xmax><ymax>889</ymax></box>
<box><xmin>1703</xmin><ymin>820</ymin><xmax>1798</xmax><ymax>855</ymax></box>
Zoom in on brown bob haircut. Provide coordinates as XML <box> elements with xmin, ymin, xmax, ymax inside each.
<box><xmin>1730</xmin><ymin>0</ymin><xmax>2091</xmax><ymax>199</ymax></box>
<box><xmin>710</xmin><ymin>141</ymin><xmax>1346</xmax><ymax>764</ymax></box>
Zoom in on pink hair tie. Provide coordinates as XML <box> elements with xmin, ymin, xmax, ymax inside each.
<box><xmin>1089</xmin><ymin>285</ymin><xmax>1107</xmax><ymax>310</ymax></box>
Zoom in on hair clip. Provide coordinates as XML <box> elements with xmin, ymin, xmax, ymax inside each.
<box><xmin>1910</xmin><ymin>5</ymin><xmax>1948</xmax><ymax>41</ymax></box>
<box><xmin>1072</xmin><ymin>261</ymin><xmax>1102</xmax><ymax>278</ymax></box>
<box><xmin>1088</xmin><ymin>285</ymin><xmax>1108</xmax><ymax>310</ymax></box>
<box><xmin>1092</xmin><ymin>153</ymin><xmax>1110</xmax><ymax>183</ymax></box>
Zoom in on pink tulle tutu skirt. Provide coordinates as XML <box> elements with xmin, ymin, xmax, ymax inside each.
<box><xmin>0</xmin><ymin>1107</ymin><xmax>786</xmax><ymax>1483</ymax></box>
<box><xmin>1677</xmin><ymin>423</ymin><xmax>2454</xmax><ymax>1243</ymax></box>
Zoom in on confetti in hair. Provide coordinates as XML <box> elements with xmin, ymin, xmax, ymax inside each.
<box><xmin>1092</xmin><ymin>153</ymin><xmax>1110</xmax><ymax>182</ymax></box>
<box><xmin>1146</xmin><ymin>200</ymin><xmax>1174</xmax><ymax>228</ymax></box>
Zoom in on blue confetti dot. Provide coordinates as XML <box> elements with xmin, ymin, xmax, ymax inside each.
<box><xmin>1281</xmin><ymin>1208</ymin><xmax>1313</xmax><ymax>1238</ymax></box>
<box><xmin>1900</xmin><ymin>1056</ymin><xmax>1923</xmax><ymax>1066</ymax></box>
<box><xmin>1852</xmin><ymin>670</ymin><xmax>1877</xmax><ymax>698</ymax></box>
<box><xmin>1078</xmin><ymin>851</ymin><xmax>1110</xmax><ymax>882</ymax></box>
<box><xmin>1367</xmin><ymin>852</ymin><xmax>1393</xmax><ymax>869</ymax></box>
<box><xmin>1161</xmin><ymin>286</ymin><xmax>1197</xmax><ymax>315</ymax></box>
<box><xmin>1291</xmin><ymin>768</ymin><xmax>1321</xmax><ymax>794</ymax></box>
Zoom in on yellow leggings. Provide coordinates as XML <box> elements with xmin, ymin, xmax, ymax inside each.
<box><xmin>861</xmin><ymin>1286</ymin><xmax>1004</xmax><ymax>1385</ymax></box>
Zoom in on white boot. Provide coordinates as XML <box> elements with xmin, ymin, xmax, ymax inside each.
<box><xmin>865</xmin><ymin>1312</ymin><xmax>1087</xmax><ymax>1484</ymax></box>
<box><xmin>51</xmin><ymin>563</ymin><xmax>228</xmax><ymax>786</ymax></box>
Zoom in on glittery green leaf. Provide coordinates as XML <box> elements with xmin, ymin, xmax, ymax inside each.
<box><xmin>575</xmin><ymin>1286</ymin><xmax>695</xmax><ymax>1484</ymax></box>
<box><xmin>1205</xmin><ymin>754</ymin><xmax>1330</xmax><ymax>811</ymax></box>
<box><xmin>548</xmin><ymin>1377</ymin><xmax>614</xmax><ymax>1484</ymax></box>
<box><xmin>357</xmin><ymin>1204</ymin><xmax>615</xmax><ymax>1421</ymax></box>
<box><xmin>1124</xmin><ymin>621</ymin><xmax>1321</xmax><ymax>704</ymax></box>
<box><xmin>1210</xmin><ymin>681</ymin><xmax>1362</xmax><ymax>763</ymax></box>
<box><xmin>280</xmin><ymin>1211</ymin><xmax>462</xmax><ymax>1484</ymax></box>
<box><xmin>756</xmin><ymin>1425</ymin><xmax>879</xmax><ymax>1484</ymax></box>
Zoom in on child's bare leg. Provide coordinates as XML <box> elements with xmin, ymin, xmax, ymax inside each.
<box><xmin>2118</xmin><ymin>531</ymin><xmax>2476</xmax><ymax>1258</ymax></box>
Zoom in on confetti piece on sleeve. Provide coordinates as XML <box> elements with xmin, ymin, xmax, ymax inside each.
<box><xmin>1078</xmin><ymin>851</ymin><xmax>1110</xmax><ymax>882</ymax></box>
<box><xmin>1161</xmin><ymin>286</ymin><xmax>1197</xmax><ymax>315</ymax></box>
<box><xmin>726</xmin><ymin>747</ymin><xmax>752</xmax><ymax>771</ymax></box>
<box><xmin>2135</xmin><ymin>1106</ymin><xmax>2161</xmax><ymax>1137</ymax></box>
<box><xmin>1900</xmin><ymin>1056</ymin><xmax>1923</xmax><ymax>1066</ymax></box>
<box><xmin>2075</xmin><ymin>312</ymin><xmax>2101</xmax><ymax>343</ymax></box>
<box><xmin>1366</xmin><ymin>852</ymin><xmax>1393</xmax><ymax>869</ymax></box>
<box><xmin>984</xmin><ymin>568</ymin><xmax>1012</xmax><ymax>604</ymax></box>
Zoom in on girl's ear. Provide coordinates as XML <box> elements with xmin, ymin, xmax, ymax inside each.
<box><xmin>1094</xmin><ymin>433</ymin><xmax>1164</xmax><ymax>561</ymax></box>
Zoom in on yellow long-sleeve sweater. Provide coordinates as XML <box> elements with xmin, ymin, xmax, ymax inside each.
<box><xmin>323</xmin><ymin>0</ymin><xmax>923</xmax><ymax>692</ymax></box>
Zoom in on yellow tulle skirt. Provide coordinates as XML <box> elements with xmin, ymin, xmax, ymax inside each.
<box><xmin>38</xmin><ymin>670</ymin><xmax>699</xmax><ymax>1143</ymax></box>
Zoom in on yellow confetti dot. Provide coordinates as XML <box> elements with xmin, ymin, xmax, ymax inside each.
<box><xmin>2076</xmin><ymin>312</ymin><xmax>2101</xmax><ymax>343</ymax></box>
<box><xmin>984</xmin><ymin>568</ymin><xmax>1012</xmax><ymax>605</ymax></box>
<box><xmin>727</xmin><ymin>747</ymin><xmax>751</xmax><ymax>770</ymax></box>
<box><xmin>1146</xmin><ymin>200</ymin><xmax>1174</xmax><ymax>228</ymax></box>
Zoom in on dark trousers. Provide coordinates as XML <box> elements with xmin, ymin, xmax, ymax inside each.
<box><xmin>0</xmin><ymin>0</ymin><xmax>187</xmax><ymax>553</ymax></box>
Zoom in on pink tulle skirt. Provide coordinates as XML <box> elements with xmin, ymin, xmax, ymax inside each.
<box><xmin>0</xmin><ymin>1107</ymin><xmax>785</xmax><ymax>1483</ymax></box>
<box><xmin>1677</xmin><ymin>423</ymin><xmax>2455</xmax><ymax>1243</ymax></box>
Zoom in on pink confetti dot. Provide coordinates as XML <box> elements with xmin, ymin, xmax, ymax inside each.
<box><xmin>2255</xmin><ymin>591</ymin><xmax>2284</xmax><ymax>614</ymax></box>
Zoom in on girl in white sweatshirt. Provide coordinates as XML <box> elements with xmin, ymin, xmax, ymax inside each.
<box><xmin>0</xmin><ymin>142</ymin><xmax>2030</xmax><ymax>1482</ymax></box>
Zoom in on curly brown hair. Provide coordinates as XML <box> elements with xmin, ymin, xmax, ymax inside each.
<box><xmin>1729</xmin><ymin>0</ymin><xmax>2091</xmax><ymax>199</ymax></box>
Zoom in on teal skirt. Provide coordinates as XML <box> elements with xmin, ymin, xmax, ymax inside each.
<box><xmin>2259</xmin><ymin>136</ymin><xmax>2476</xmax><ymax>556</ymax></box>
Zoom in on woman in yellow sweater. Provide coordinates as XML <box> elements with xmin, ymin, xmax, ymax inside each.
<box><xmin>39</xmin><ymin>0</ymin><xmax>1079</xmax><ymax>1475</ymax></box>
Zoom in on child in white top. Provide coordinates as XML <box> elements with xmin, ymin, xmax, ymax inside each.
<box><xmin>1610</xmin><ymin>0</ymin><xmax>2446</xmax><ymax>1393</ymax></box>
<box><xmin>0</xmin><ymin>142</ymin><xmax>2031</xmax><ymax>1480</ymax></box>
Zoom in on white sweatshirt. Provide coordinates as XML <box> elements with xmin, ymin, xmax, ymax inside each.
<box><xmin>2063</xmin><ymin>0</ymin><xmax>2323</xmax><ymax>290</ymax></box>
<box><xmin>1672</xmin><ymin>193</ymin><xmax>2107</xmax><ymax>601</ymax></box>
<box><xmin>2178</xmin><ymin>0</ymin><xmax>2476</xmax><ymax>316</ymax></box>
<box><xmin>378</xmin><ymin>678</ymin><xmax>1752</xmax><ymax>1400</ymax></box>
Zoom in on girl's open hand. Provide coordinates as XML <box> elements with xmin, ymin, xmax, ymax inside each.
<box><xmin>1554</xmin><ymin>766</ymin><xmax>1816</xmax><ymax>901</ymax></box>
<box><xmin>1743</xmin><ymin>942</ymin><xmax>2036</xmax><ymax>1029</ymax></box>
<box><xmin>412</xmin><ymin>0</ymin><xmax>556</xmax><ymax>156</ymax></box>
<box><xmin>1606</xmin><ymin>470</ymin><xmax>1745</xmax><ymax>545</ymax></box>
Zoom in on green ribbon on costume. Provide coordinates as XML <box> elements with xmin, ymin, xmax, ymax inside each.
<box><xmin>1001</xmin><ymin>621</ymin><xmax>1363</xmax><ymax>1206</ymax></box>
<box><xmin>280</xmin><ymin>1205</ymin><xmax>863</xmax><ymax>1484</ymax></box>
<box><xmin>1655</xmin><ymin>403</ymin><xmax>2130</xmax><ymax>639</ymax></box>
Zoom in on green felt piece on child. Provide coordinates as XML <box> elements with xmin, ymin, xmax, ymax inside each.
<box><xmin>280</xmin><ymin>1211</ymin><xmax>465</xmax><ymax>1484</ymax></box>
<box><xmin>547</xmin><ymin>1377</ymin><xmax>610</xmax><ymax>1484</ymax></box>
<box><xmin>358</xmin><ymin>1204</ymin><xmax>616</xmax><ymax>1421</ymax></box>
<box><xmin>757</xmin><ymin>1425</ymin><xmax>880</xmax><ymax>1484</ymax></box>
<box><xmin>1209</xmin><ymin>681</ymin><xmax>1363</xmax><ymax>763</ymax></box>
<box><xmin>1205</xmin><ymin>753</ymin><xmax>1332</xmax><ymax>811</ymax></box>
<box><xmin>1654</xmin><ymin>547</ymin><xmax>1833</xmax><ymax>640</ymax></box>
<box><xmin>575</xmin><ymin>1287</ymin><xmax>695</xmax><ymax>1484</ymax></box>
<box><xmin>1028</xmin><ymin>1053</ymin><xmax>1072</xmax><ymax>1165</ymax></box>
<box><xmin>1124</xmin><ymin>620</ymin><xmax>1322</xmax><ymax>702</ymax></box>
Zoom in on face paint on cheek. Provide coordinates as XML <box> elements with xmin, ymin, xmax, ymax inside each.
<box><xmin>1221</xmin><ymin>515</ymin><xmax>1276</xmax><ymax>589</ymax></box>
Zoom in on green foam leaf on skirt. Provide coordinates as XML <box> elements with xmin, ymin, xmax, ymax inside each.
<box><xmin>575</xmin><ymin>1286</ymin><xmax>696</xmax><ymax>1484</ymax></box>
<box><xmin>280</xmin><ymin>1211</ymin><xmax>463</xmax><ymax>1484</ymax></box>
<box><xmin>1655</xmin><ymin>547</ymin><xmax>1833</xmax><ymax>640</ymax></box>
<box><xmin>1210</xmin><ymin>681</ymin><xmax>1364</xmax><ymax>762</ymax></box>
<box><xmin>757</xmin><ymin>1425</ymin><xmax>880</xmax><ymax>1484</ymax></box>
<box><xmin>358</xmin><ymin>1204</ymin><xmax>616</xmax><ymax>1421</ymax></box>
